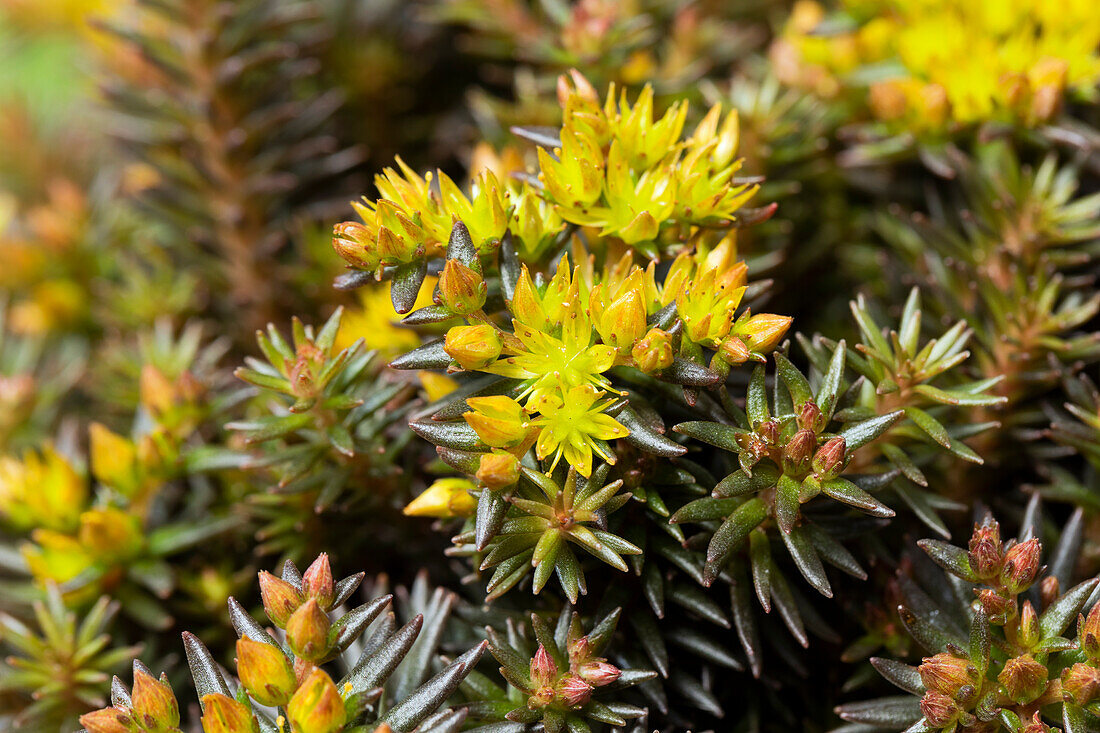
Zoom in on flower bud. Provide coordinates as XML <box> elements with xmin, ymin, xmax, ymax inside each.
<box><xmin>1018</xmin><ymin>600</ymin><xmax>1039</xmax><ymax>650</ymax></box>
<box><xmin>477</xmin><ymin>451</ymin><xmax>520</xmax><ymax>490</ymax></box>
<box><xmin>1079</xmin><ymin>604</ymin><xmax>1100</xmax><ymax>662</ymax></box>
<box><xmin>1000</xmin><ymin>538</ymin><xmax>1041</xmax><ymax>593</ymax></box>
<box><xmin>918</xmin><ymin>653</ymin><xmax>976</xmax><ymax>698</ymax></box>
<box><xmin>464</xmin><ymin>396</ymin><xmax>530</xmax><ymax>448</ymax></box>
<box><xmin>741</xmin><ymin>313</ymin><xmax>792</xmax><ymax>354</ymax></box>
<box><xmin>1062</xmin><ymin>663</ymin><xmax>1100</xmax><ymax>706</ymax></box>
<box><xmin>89</xmin><ymin>422</ymin><xmax>138</xmax><ymax>495</ymax></box>
<box><xmin>557</xmin><ymin>675</ymin><xmax>593</xmax><ymax>707</ymax></box>
<box><xmin>444</xmin><ymin>324</ymin><xmax>502</xmax><ymax>370</ymax></box>
<box><xmin>404</xmin><ymin>478</ymin><xmax>477</xmax><ymax>518</ymax></box>
<box><xmin>287</xmin><ymin>669</ymin><xmax>347</xmax><ymax>733</ymax></box>
<box><xmin>998</xmin><ymin>654</ymin><xmax>1048</xmax><ymax>703</ymax></box>
<box><xmin>577</xmin><ymin>660</ymin><xmax>621</xmax><ymax>687</ymax></box>
<box><xmin>286</xmin><ymin>598</ymin><xmax>331</xmax><ymax>662</ymax></box>
<box><xmin>976</xmin><ymin>588</ymin><xmax>1016</xmax><ymax>625</ymax></box>
<box><xmin>438</xmin><ymin>260</ymin><xmax>487</xmax><ymax>314</ymax></box>
<box><xmin>595</xmin><ymin>289</ymin><xmax>647</xmax><ymax>350</ymax></box>
<box><xmin>967</xmin><ymin>519</ymin><xmax>1002</xmax><ymax>580</ymax></box>
<box><xmin>332</xmin><ymin>221</ymin><xmax>380</xmax><ymax>271</ymax></box>
<box><xmin>1041</xmin><ymin>576</ymin><xmax>1060</xmax><ymax>609</ymax></box>
<box><xmin>797</xmin><ymin>402</ymin><xmax>822</xmax><ymax>432</ymax></box>
<box><xmin>258</xmin><ymin>570</ymin><xmax>302</xmax><ymax>628</ymax></box>
<box><xmin>919</xmin><ymin>691</ymin><xmax>960</xmax><ymax>728</ymax></box>
<box><xmin>718</xmin><ymin>336</ymin><xmax>751</xmax><ymax>366</ymax></box>
<box><xmin>811</xmin><ymin>437</ymin><xmax>846</xmax><ymax>478</ymax></box>
<box><xmin>1017</xmin><ymin>712</ymin><xmax>1049</xmax><ymax>733</ymax></box>
<box><xmin>200</xmin><ymin>693</ymin><xmax>258</xmax><ymax>733</ymax></box>
<box><xmin>756</xmin><ymin>419</ymin><xmax>780</xmax><ymax>445</ymax></box>
<box><xmin>631</xmin><ymin>328</ymin><xmax>674</xmax><ymax>374</ymax></box>
<box><xmin>782</xmin><ymin>429</ymin><xmax>816</xmax><ymax>474</ymax></box>
<box><xmin>530</xmin><ymin>644</ymin><xmax>559</xmax><ymax>688</ymax></box>
<box><xmin>131</xmin><ymin>668</ymin><xmax>179</xmax><ymax>729</ymax></box>
<box><xmin>237</xmin><ymin>636</ymin><xmax>297</xmax><ymax>707</ymax></box>
<box><xmin>301</xmin><ymin>553</ymin><xmax>335</xmax><ymax>609</ymax></box>
<box><xmin>79</xmin><ymin>708</ymin><xmax>140</xmax><ymax>733</ymax></box>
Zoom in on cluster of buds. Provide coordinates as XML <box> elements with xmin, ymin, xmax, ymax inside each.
<box><xmin>526</xmin><ymin>636</ymin><xmax>621</xmax><ymax>712</ymax></box>
<box><xmin>257</xmin><ymin>553</ymin><xmax>341</xmax><ymax>663</ymax></box>
<box><xmin>963</xmin><ymin>518</ymin><xmax>1043</xmax><ymax>624</ymax></box>
<box><xmin>79</xmin><ymin>662</ymin><xmax>181</xmax><ymax>733</ymax></box>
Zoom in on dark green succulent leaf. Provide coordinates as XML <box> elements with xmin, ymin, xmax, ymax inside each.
<box><xmin>870</xmin><ymin>657</ymin><xmax>924</xmax><ymax>695</ymax></box>
<box><xmin>835</xmin><ymin>696</ymin><xmax>922</xmax><ymax>727</ymax></box>
<box><xmin>662</xmin><ymin>357</ymin><xmax>723</xmax><ymax>387</ymax></box>
<box><xmin>392</xmin><ymin>259</ymin><xmax>429</xmax><ymax>314</ymax></box>
<box><xmin>917</xmin><ymin>539</ymin><xmax>980</xmax><ymax>582</ymax></box>
<box><xmin>821</xmin><ymin>477</ymin><xmax>894</xmax><ymax>518</ymax></box>
<box><xmin>410</xmin><ymin>418</ymin><xmax>485</xmax><ymax>450</ymax></box>
<box><xmin>774</xmin><ymin>352</ymin><xmax>812</xmax><ymax>407</ymax></box>
<box><xmin>343</xmin><ymin>614</ymin><xmax>424</xmax><ymax>695</ymax></box>
<box><xmin>182</xmin><ymin>631</ymin><xmax>232</xmax><ymax>700</ymax></box>
<box><xmin>1040</xmin><ymin>578</ymin><xmax>1099</xmax><ymax>640</ymax></box>
<box><xmin>703</xmin><ymin>498</ymin><xmax>767</xmax><ymax>586</ymax></box>
<box><xmin>391</xmin><ymin>339</ymin><xmax>451</xmax><ymax>370</ymax></box>
<box><xmin>713</xmin><ymin>465</ymin><xmax>781</xmax><ymax>498</ymax></box>
<box><xmin>839</xmin><ymin>410</ymin><xmax>904</xmax><ymax>452</ymax></box>
<box><xmin>619</xmin><ymin>407</ymin><xmax>686</xmax><ymax>456</ymax></box>
<box><xmin>781</xmin><ymin>525</ymin><xmax>832</xmax><ymax>597</ymax></box>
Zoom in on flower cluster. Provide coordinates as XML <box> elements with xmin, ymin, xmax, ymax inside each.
<box><xmin>773</xmin><ymin>0</ymin><xmax>1100</xmax><ymax>132</ymax></box>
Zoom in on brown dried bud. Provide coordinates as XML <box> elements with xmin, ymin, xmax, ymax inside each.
<box><xmin>557</xmin><ymin>675</ymin><xmax>593</xmax><ymax>707</ymax></box>
<box><xmin>918</xmin><ymin>653</ymin><xmax>976</xmax><ymax>698</ymax></box>
<box><xmin>976</xmin><ymin>588</ymin><xmax>1016</xmax><ymax>625</ymax></box>
<box><xmin>782</xmin><ymin>429</ymin><xmax>816</xmax><ymax>474</ymax></box>
<box><xmin>1062</xmin><ymin>662</ymin><xmax>1100</xmax><ymax>706</ymax></box>
<box><xmin>998</xmin><ymin>654</ymin><xmax>1048</xmax><ymax>703</ymax></box>
<box><xmin>967</xmin><ymin>519</ymin><xmax>1002</xmax><ymax>579</ymax></box>
<box><xmin>919</xmin><ymin>691</ymin><xmax>960</xmax><ymax>728</ymax></box>
<box><xmin>286</xmin><ymin>598</ymin><xmax>331</xmax><ymax>662</ymax></box>
<box><xmin>301</xmin><ymin>553</ymin><xmax>335</xmax><ymax>609</ymax></box>
<box><xmin>1020</xmin><ymin>711</ymin><xmax>1051</xmax><ymax>733</ymax></box>
<box><xmin>812</xmin><ymin>437</ymin><xmax>846</xmax><ymax>478</ymax></box>
<box><xmin>631</xmin><ymin>328</ymin><xmax>674</xmax><ymax>374</ymax></box>
<box><xmin>258</xmin><ymin>571</ymin><xmax>303</xmax><ymax>628</ymax></box>
<box><xmin>1000</xmin><ymin>538</ymin><xmax>1042</xmax><ymax>593</ymax></box>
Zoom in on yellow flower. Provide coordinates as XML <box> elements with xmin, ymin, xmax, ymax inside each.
<box><xmin>0</xmin><ymin>446</ymin><xmax>86</xmax><ymax>532</ymax></box>
<box><xmin>530</xmin><ymin>385</ymin><xmax>629</xmax><ymax>477</ymax></box>
<box><xmin>404</xmin><ymin>478</ymin><xmax>477</xmax><ymax>518</ymax></box>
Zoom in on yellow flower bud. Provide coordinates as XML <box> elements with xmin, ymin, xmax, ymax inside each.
<box><xmin>444</xmin><ymin>324</ymin><xmax>502</xmax><ymax>370</ymax></box>
<box><xmin>476</xmin><ymin>451</ymin><xmax>521</xmax><ymax>490</ymax></box>
<box><xmin>596</xmin><ymin>289</ymin><xmax>646</xmax><ymax>349</ymax></box>
<box><xmin>302</xmin><ymin>553</ymin><xmax>335</xmax><ymax>608</ymax></box>
<box><xmin>438</xmin><ymin>260</ymin><xmax>487</xmax><ymax>314</ymax></box>
<box><xmin>285</xmin><ymin>598</ymin><xmax>331</xmax><ymax>662</ymax></box>
<box><xmin>631</xmin><ymin>328</ymin><xmax>674</xmax><ymax>374</ymax></box>
<box><xmin>79</xmin><ymin>707</ymin><xmax>139</xmax><ymax>733</ymax></box>
<box><xmin>131</xmin><ymin>668</ymin><xmax>180</xmax><ymax>729</ymax></box>
<box><xmin>89</xmin><ymin>422</ymin><xmax>138</xmax><ymax>495</ymax></box>
<box><xmin>200</xmin><ymin>693</ymin><xmax>258</xmax><ymax>733</ymax></box>
<box><xmin>287</xmin><ymin>669</ymin><xmax>347</xmax><ymax>733</ymax></box>
<box><xmin>237</xmin><ymin>636</ymin><xmax>297</xmax><ymax>707</ymax></box>
<box><xmin>741</xmin><ymin>313</ymin><xmax>792</xmax><ymax>354</ymax></box>
<box><xmin>464</xmin><ymin>396</ymin><xmax>531</xmax><ymax>448</ymax></box>
<box><xmin>404</xmin><ymin>478</ymin><xmax>477</xmax><ymax>518</ymax></box>
<box><xmin>258</xmin><ymin>570</ymin><xmax>303</xmax><ymax>628</ymax></box>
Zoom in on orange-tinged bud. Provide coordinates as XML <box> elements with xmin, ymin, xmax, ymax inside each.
<box><xmin>237</xmin><ymin>636</ymin><xmax>297</xmax><ymax>707</ymax></box>
<box><xmin>302</xmin><ymin>553</ymin><xmax>335</xmax><ymax>608</ymax></box>
<box><xmin>631</xmin><ymin>328</ymin><xmax>674</xmax><ymax>373</ymax></box>
<box><xmin>531</xmin><ymin>644</ymin><xmax>558</xmax><ymax>688</ymax></box>
<box><xmin>438</xmin><ymin>260</ymin><xmax>487</xmax><ymax>314</ymax></box>
<box><xmin>79</xmin><ymin>708</ymin><xmax>139</xmax><ymax>733</ymax></box>
<box><xmin>812</xmin><ymin>437</ymin><xmax>846</xmax><ymax>478</ymax></box>
<box><xmin>464</xmin><ymin>396</ymin><xmax>530</xmax><ymax>448</ymax></box>
<box><xmin>742</xmin><ymin>314</ymin><xmax>792</xmax><ymax>354</ymax></box>
<box><xmin>200</xmin><ymin>694</ymin><xmax>258</xmax><ymax>733</ymax></box>
<box><xmin>967</xmin><ymin>519</ymin><xmax>1002</xmax><ymax>579</ymax></box>
<box><xmin>286</xmin><ymin>598</ymin><xmax>331</xmax><ymax>662</ymax></box>
<box><xmin>577</xmin><ymin>660</ymin><xmax>620</xmax><ymax>687</ymax></box>
<box><xmin>919</xmin><ymin>691</ymin><xmax>960</xmax><ymax>728</ymax></box>
<box><xmin>918</xmin><ymin>653</ymin><xmax>976</xmax><ymax>698</ymax></box>
<box><xmin>258</xmin><ymin>570</ymin><xmax>302</xmax><ymax>628</ymax></box>
<box><xmin>131</xmin><ymin>668</ymin><xmax>179</xmax><ymax>728</ymax></box>
<box><xmin>558</xmin><ymin>676</ymin><xmax>592</xmax><ymax>707</ymax></box>
<box><xmin>1000</xmin><ymin>538</ymin><xmax>1041</xmax><ymax>593</ymax></box>
<box><xmin>1041</xmin><ymin>576</ymin><xmax>1060</xmax><ymax>608</ymax></box>
<box><xmin>869</xmin><ymin>80</ymin><xmax>909</xmax><ymax>122</ymax></box>
<box><xmin>477</xmin><ymin>451</ymin><xmax>520</xmax><ymax>490</ymax></box>
<box><xmin>404</xmin><ymin>478</ymin><xmax>477</xmax><ymax>518</ymax></box>
<box><xmin>1062</xmin><ymin>662</ymin><xmax>1100</xmax><ymax>706</ymax></box>
<box><xmin>287</xmin><ymin>669</ymin><xmax>347</xmax><ymax>733</ymax></box>
<box><xmin>444</xmin><ymin>324</ymin><xmax>502</xmax><ymax>370</ymax></box>
<box><xmin>332</xmin><ymin>221</ymin><xmax>381</xmax><ymax>271</ymax></box>
<box><xmin>1079</xmin><ymin>604</ymin><xmax>1100</xmax><ymax>661</ymax></box>
<box><xmin>977</xmin><ymin>588</ymin><xmax>1016</xmax><ymax>625</ymax></box>
<box><xmin>998</xmin><ymin>654</ymin><xmax>1048</xmax><ymax>703</ymax></box>
<box><xmin>719</xmin><ymin>336</ymin><xmax>751</xmax><ymax>366</ymax></box>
